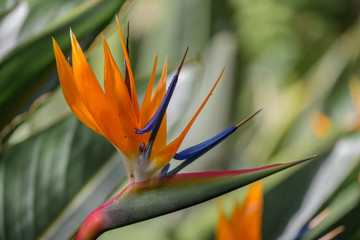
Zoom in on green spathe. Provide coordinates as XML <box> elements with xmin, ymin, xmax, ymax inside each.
<box><xmin>75</xmin><ymin>155</ymin><xmax>317</xmax><ymax>240</ymax></box>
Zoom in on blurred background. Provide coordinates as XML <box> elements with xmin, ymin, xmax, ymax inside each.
<box><xmin>0</xmin><ymin>0</ymin><xmax>359</xmax><ymax>239</ymax></box>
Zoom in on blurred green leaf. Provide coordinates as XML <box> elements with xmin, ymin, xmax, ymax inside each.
<box><xmin>0</xmin><ymin>0</ymin><xmax>87</xmax><ymax>53</ymax></box>
<box><xmin>0</xmin><ymin>116</ymin><xmax>124</xmax><ymax>240</ymax></box>
<box><xmin>302</xmin><ymin>173</ymin><xmax>360</xmax><ymax>239</ymax></box>
<box><xmin>0</xmin><ymin>0</ymin><xmax>126</xmax><ymax>130</ymax></box>
<box><xmin>263</xmin><ymin>133</ymin><xmax>360</xmax><ymax>239</ymax></box>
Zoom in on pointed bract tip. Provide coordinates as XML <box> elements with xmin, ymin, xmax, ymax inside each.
<box><xmin>235</xmin><ymin>109</ymin><xmax>262</xmax><ymax>128</ymax></box>
<box><xmin>127</xmin><ymin>21</ymin><xmax>130</xmax><ymax>39</ymax></box>
<box><xmin>294</xmin><ymin>154</ymin><xmax>319</xmax><ymax>165</ymax></box>
<box><xmin>70</xmin><ymin>28</ymin><xmax>77</xmax><ymax>45</ymax></box>
<box><xmin>309</xmin><ymin>154</ymin><xmax>319</xmax><ymax>159</ymax></box>
<box><xmin>218</xmin><ymin>67</ymin><xmax>226</xmax><ymax>78</ymax></box>
<box><xmin>101</xmin><ymin>34</ymin><xmax>109</xmax><ymax>47</ymax></box>
<box><xmin>69</xmin><ymin>27</ymin><xmax>74</xmax><ymax>37</ymax></box>
<box><xmin>52</xmin><ymin>38</ymin><xmax>60</xmax><ymax>56</ymax></box>
<box><xmin>126</xmin><ymin>21</ymin><xmax>130</xmax><ymax>54</ymax></box>
<box><xmin>52</xmin><ymin>37</ymin><xmax>57</xmax><ymax>46</ymax></box>
<box><xmin>175</xmin><ymin>47</ymin><xmax>189</xmax><ymax>76</ymax></box>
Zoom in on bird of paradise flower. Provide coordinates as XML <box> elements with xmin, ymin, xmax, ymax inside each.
<box><xmin>52</xmin><ymin>18</ymin><xmax>316</xmax><ymax>240</ymax></box>
<box><xmin>216</xmin><ymin>181</ymin><xmax>263</xmax><ymax>240</ymax></box>
<box><xmin>53</xmin><ymin>19</ymin><xmax>260</xmax><ymax>184</ymax></box>
<box><xmin>216</xmin><ymin>183</ymin><xmax>344</xmax><ymax>240</ymax></box>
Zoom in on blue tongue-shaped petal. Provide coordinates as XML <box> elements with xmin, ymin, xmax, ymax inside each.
<box><xmin>135</xmin><ymin>73</ymin><xmax>177</xmax><ymax>134</ymax></box>
<box><xmin>167</xmin><ymin>109</ymin><xmax>262</xmax><ymax>176</ymax></box>
<box><xmin>160</xmin><ymin>163</ymin><xmax>171</xmax><ymax>177</ymax></box>
<box><xmin>174</xmin><ymin>126</ymin><xmax>237</xmax><ymax>160</ymax></box>
<box><xmin>137</xmin><ymin>48</ymin><xmax>189</xmax><ymax>163</ymax></box>
<box><xmin>136</xmin><ymin>47</ymin><xmax>188</xmax><ymax>135</ymax></box>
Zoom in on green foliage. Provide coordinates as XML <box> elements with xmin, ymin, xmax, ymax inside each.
<box><xmin>0</xmin><ymin>115</ymin><xmax>121</xmax><ymax>239</ymax></box>
<box><xmin>1</xmin><ymin>0</ymin><xmax>359</xmax><ymax>239</ymax></box>
<box><xmin>85</xmin><ymin>156</ymin><xmax>314</xmax><ymax>239</ymax></box>
<box><xmin>0</xmin><ymin>0</ymin><xmax>126</xmax><ymax>129</ymax></box>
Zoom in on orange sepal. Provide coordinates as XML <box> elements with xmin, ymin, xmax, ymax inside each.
<box><xmin>151</xmin><ymin>58</ymin><xmax>168</xmax><ymax>111</ymax></box>
<box><xmin>140</xmin><ymin>55</ymin><xmax>159</xmax><ymax>126</ymax></box>
<box><xmin>232</xmin><ymin>181</ymin><xmax>263</xmax><ymax>240</ymax></box>
<box><xmin>102</xmin><ymin>37</ymin><xmax>138</xmax><ymax>129</ymax></box>
<box><xmin>150</xmin><ymin>59</ymin><xmax>168</xmax><ymax>151</ymax></box>
<box><xmin>151</xmin><ymin>68</ymin><xmax>225</xmax><ymax>168</ymax></box>
<box><xmin>116</xmin><ymin>17</ymin><xmax>140</xmax><ymax>119</ymax></box>
<box><xmin>52</xmin><ymin>38</ymin><xmax>103</xmax><ymax>135</ymax></box>
<box><xmin>70</xmin><ymin>31</ymin><xmax>137</xmax><ymax>157</ymax></box>
<box><xmin>141</xmin><ymin>58</ymin><xmax>168</xmax><ymax>127</ymax></box>
<box><xmin>216</xmin><ymin>203</ymin><xmax>238</xmax><ymax>240</ymax></box>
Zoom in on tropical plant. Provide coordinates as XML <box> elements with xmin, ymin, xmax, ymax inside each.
<box><xmin>0</xmin><ymin>0</ymin><xmax>359</xmax><ymax>239</ymax></box>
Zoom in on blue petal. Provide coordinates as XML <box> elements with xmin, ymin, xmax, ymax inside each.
<box><xmin>135</xmin><ymin>109</ymin><xmax>161</xmax><ymax>134</ymax></box>
<box><xmin>160</xmin><ymin>163</ymin><xmax>171</xmax><ymax>177</ymax></box>
<box><xmin>142</xmin><ymin>48</ymin><xmax>189</xmax><ymax>161</ymax></box>
<box><xmin>174</xmin><ymin>126</ymin><xmax>236</xmax><ymax>160</ymax></box>
<box><xmin>167</xmin><ymin>109</ymin><xmax>262</xmax><ymax>176</ymax></box>
<box><xmin>136</xmin><ymin>48</ymin><xmax>188</xmax><ymax>135</ymax></box>
<box><xmin>135</xmin><ymin>75</ymin><xmax>178</xmax><ymax>134</ymax></box>
<box><xmin>166</xmin><ymin>127</ymin><xmax>236</xmax><ymax>176</ymax></box>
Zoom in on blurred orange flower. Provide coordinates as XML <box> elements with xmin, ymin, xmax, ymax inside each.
<box><xmin>216</xmin><ymin>181</ymin><xmax>263</xmax><ymax>240</ymax></box>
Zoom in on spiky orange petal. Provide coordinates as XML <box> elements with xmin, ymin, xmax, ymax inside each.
<box><xmin>52</xmin><ymin>38</ymin><xmax>103</xmax><ymax>135</ymax></box>
<box><xmin>216</xmin><ymin>206</ymin><xmax>238</xmax><ymax>240</ymax></box>
<box><xmin>70</xmin><ymin>31</ymin><xmax>137</xmax><ymax>157</ymax></box>
<box><xmin>102</xmin><ymin>37</ymin><xmax>138</xmax><ymax>129</ymax></box>
<box><xmin>140</xmin><ymin>55</ymin><xmax>158</xmax><ymax>125</ymax></box>
<box><xmin>151</xmin><ymin>58</ymin><xmax>168</xmax><ymax>111</ymax></box>
<box><xmin>151</xmin><ymin>68</ymin><xmax>225</xmax><ymax>168</ymax></box>
<box><xmin>232</xmin><ymin>181</ymin><xmax>263</xmax><ymax>240</ymax></box>
<box><xmin>116</xmin><ymin>17</ymin><xmax>140</xmax><ymax>119</ymax></box>
<box><xmin>150</xmin><ymin>59</ymin><xmax>168</xmax><ymax>151</ymax></box>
